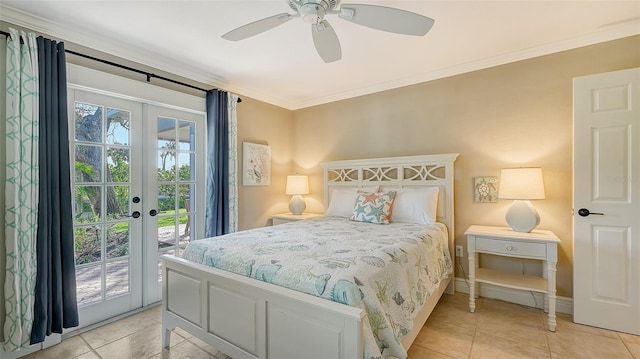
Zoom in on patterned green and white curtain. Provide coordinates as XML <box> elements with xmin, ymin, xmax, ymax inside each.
<box><xmin>227</xmin><ymin>93</ymin><xmax>238</xmax><ymax>233</ymax></box>
<box><xmin>4</xmin><ymin>28</ymin><xmax>39</xmax><ymax>351</ymax></box>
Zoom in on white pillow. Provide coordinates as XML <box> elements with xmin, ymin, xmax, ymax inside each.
<box><xmin>390</xmin><ymin>187</ymin><xmax>440</xmax><ymax>224</ymax></box>
<box><xmin>325</xmin><ymin>186</ymin><xmax>379</xmax><ymax>217</ymax></box>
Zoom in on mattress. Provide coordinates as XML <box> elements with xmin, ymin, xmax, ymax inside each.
<box><xmin>183</xmin><ymin>216</ymin><xmax>452</xmax><ymax>359</ymax></box>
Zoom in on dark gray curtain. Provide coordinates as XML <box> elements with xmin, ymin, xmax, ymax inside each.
<box><xmin>31</xmin><ymin>37</ymin><xmax>78</xmax><ymax>344</ymax></box>
<box><xmin>204</xmin><ymin>90</ymin><xmax>230</xmax><ymax>237</ymax></box>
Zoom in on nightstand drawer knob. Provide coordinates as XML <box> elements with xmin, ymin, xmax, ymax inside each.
<box><xmin>506</xmin><ymin>245</ymin><xmax>514</xmax><ymax>251</ymax></box>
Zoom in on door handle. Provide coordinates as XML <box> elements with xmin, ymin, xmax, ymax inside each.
<box><xmin>577</xmin><ymin>208</ymin><xmax>604</xmax><ymax>217</ymax></box>
<box><xmin>127</xmin><ymin>211</ymin><xmax>141</xmax><ymax>219</ymax></box>
<box><xmin>149</xmin><ymin>209</ymin><xmax>158</xmax><ymax>217</ymax></box>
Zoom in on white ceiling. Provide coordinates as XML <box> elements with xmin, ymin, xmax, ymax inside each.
<box><xmin>1</xmin><ymin>1</ymin><xmax>639</xmax><ymax>110</ymax></box>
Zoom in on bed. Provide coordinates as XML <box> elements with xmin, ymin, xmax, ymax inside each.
<box><xmin>161</xmin><ymin>153</ymin><xmax>458</xmax><ymax>359</ymax></box>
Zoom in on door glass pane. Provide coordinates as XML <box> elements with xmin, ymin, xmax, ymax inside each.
<box><xmin>75</xmin><ymin>186</ymin><xmax>102</xmax><ymax>223</ymax></box>
<box><xmin>158</xmin><ymin>184</ymin><xmax>176</xmax><ymax>214</ymax></box>
<box><xmin>107</xmin><ymin>147</ymin><xmax>130</xmax><ymax>183</ymax></box>
<box><xmin>158</xmin><ymin>150</ymin><xmax>176</xmax><ymax>181</ymax></box>
<box><xmin>157</xmin><ymin>117</ymin><xmax>175</xmax><ymax>148</ymax></box>
<box><xmin>158</xmin><ymin>216</ymin><xmax>176</xmax><ymax>250</ymax></box>
<box><xmin>75</xmin><ymin>145</ymin><xmax>102</xmax><ymax>182</ymax></box>
<box><xmin>76</xmin><ymin>264</ymin><xmax>102</xmax><ymax>307</ymax></box>
<box><xmin>75</xmin><ymin>102</ymin><xmax>103</xmax><ymax>143</ymax></box>
<box><xmin>75</xmin><ymin>226</ymin><xmax>101</xmax><ymax>265</ymax></box>
<box><xmin>178</xmin><ymin>184</ymin><xmax>191</xmax><ymax>212</ymax></box>
<box><xmin>106</xmin><ymin>185</ymin><xmax>129</xmax><ymax>220</ymax></box>
<box><xmin>106</xmin><ymin>108</ymin><xmax>130</xmax><ymax>145</ymax></box>
<box><xmin>178</xmin><ymin>214</ymin><xmax>190</xmax><ymax>253</ymax></box>
<box><xmin>177</xmin><ymin>153</ymin><xmax>194</xmax><ymax>181</ymax></box>
<box><xmin>106</xmin><ymin>222</ymin><xmax>129</xmax><ymax>259</ymax></box>
<box><xmin>106</xmin><ymin>260</ymin><xmax>129</xmax><ymax>298</ymax></box>
<box><xmin>177</xmin><ymin>120</ymin><xmax>195</xmax><ymax>151</ymax></box>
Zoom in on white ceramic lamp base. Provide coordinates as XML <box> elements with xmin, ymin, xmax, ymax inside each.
<box><xmin>289</xmin><ymin>195</ymin><xmax>306</xmax><ymax>215</ymax></box>
<box><xmin>505</xmin><ymin>200</ymin><xmax>540</xmax><ymax>233</ymax></box>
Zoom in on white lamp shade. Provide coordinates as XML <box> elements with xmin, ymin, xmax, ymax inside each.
<box><xmin>286</xmin><ymin>175</ymin><xmax>309</xmax><ymax>195</ymax></box>
<box><xmin>499</xmin><ymin>168</ymin><xmax>545</xmax><ymax>200</ymax></box>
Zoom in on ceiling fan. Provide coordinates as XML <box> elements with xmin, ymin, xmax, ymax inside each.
<box><xmin>221</xmin><ymin>0</ymin><xmax>434</xmax><ymax>63</ymax></box>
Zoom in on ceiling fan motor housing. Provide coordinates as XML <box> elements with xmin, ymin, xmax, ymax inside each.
<box><xmin>289</xmin><ymin>0</ymin><xmax>338</xmax><ymax>24</ymax></box>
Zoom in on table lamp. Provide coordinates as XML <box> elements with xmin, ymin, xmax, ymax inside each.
<box><xmin>498</xmin><ymin>167</ymin><xmax>545</xmax><ymax>233</ymax></box>
<box><xmin>286</xmin><ymin>175</ymin><xmax>309</xmax><ymax>215</ymax></box>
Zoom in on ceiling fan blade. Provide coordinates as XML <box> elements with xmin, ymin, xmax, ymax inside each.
<box><xmin>222</xmin><ymin>13</ymin><xmax>294</xmax><ymax>41</ymax></box>
<box><xmin>312</xmin><ymin>20</ymin><xmax>342</xmax><ymax>63</ymax></box>
<box><xmin>338</xmin><ymin>4</ymin><xmax>434</xmax><ymax>36</ymax></box>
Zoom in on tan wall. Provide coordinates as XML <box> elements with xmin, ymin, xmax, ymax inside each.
<box><xmin>236</xmin><ymin>97</ymin><xmax>294</xmax><ymax>230</ymax></box>
<box><xmin>291</xmin><ymin>35</ymin><xmax>640</xmax><ymax>298</ymax></box>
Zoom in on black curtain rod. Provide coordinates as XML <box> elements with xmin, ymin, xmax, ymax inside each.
<box><xmin>1</xmin><ymin>29</ymin><xmax>241</xmax><ymax>102</ymax></box>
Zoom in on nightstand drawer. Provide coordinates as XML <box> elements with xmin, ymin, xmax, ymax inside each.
<box><xmin>475</xmin><ymin>237</ymin><xmax>547</xmax><ymax>258</ymax></box>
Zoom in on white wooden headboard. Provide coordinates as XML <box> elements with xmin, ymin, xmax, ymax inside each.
<box><xmin>321</xmin><ymin>153</ymin><xmax>459</xmax><ymax>267</ymax></box>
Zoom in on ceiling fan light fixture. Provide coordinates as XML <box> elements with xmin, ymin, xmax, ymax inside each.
<box><xmin>300</xmin><ymin>3</ymin><xmax>325</xmax><ymax>24</ymax></box>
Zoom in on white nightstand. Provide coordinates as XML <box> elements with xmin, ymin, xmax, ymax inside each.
<box><xmin>465</xmin><ymin>225</ymin><xmax>560</xmax><ymax>332</ymax></box>
<box><xmin>272</xmin><ymin>212</ymin><xmax>323</xmax><ymax>225</ymax></box>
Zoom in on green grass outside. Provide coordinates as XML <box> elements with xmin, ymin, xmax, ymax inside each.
<box><xmin>110</xmin><ymin>209</ymin><xmax>189</xmax><ymax>232</ymax></box>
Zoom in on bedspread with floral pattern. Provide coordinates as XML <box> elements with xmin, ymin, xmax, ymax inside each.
<box><xmin>183</xmin><ymin>216</ymin><xmax>452</xmax><ymax>359</ymax></box>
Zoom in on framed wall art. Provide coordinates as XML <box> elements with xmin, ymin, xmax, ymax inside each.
<box><xmin>474</xmin><ymin>176</ymin><xmax>498</xmax><ymax>203</ymax></box>
<box><xmin>243</xmin><ymin>142</ymin><xmax>271</xmax><ymax>186</ymax></box>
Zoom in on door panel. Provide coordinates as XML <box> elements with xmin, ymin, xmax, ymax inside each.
<box><xmin>70</xmin><ymin>90</ymin><xmax>143</xmax><ymax>327</ymax></box>
<box><xmin>573</xmin><ymin>67</ymin><xmax>640</xmax><ymax>335</ymax></box>
<box><xmin>591</xmin><ymin>225</ymin><xmax>630</xmax><ymax>303</ymax></box>
<box><xmin>144</xmin><ymin>105</ymin><xmax>205</xmax><ymax>305</ymax></box>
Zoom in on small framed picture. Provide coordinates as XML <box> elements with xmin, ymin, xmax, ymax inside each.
<box><xmin>243</xmin><ymin>142</ymin><xmax>271</xmax><ymax>186</ymax></box>
<box><xmin>474</xmin><ymin>177</ymin><xmax>498</xmax><ymax>203</ymax></box>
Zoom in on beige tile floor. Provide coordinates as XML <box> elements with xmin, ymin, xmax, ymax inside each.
<box><xmin>23</xmin><ymin>292</ymin><xmax>639</xmax><ymax>359</ymax></box>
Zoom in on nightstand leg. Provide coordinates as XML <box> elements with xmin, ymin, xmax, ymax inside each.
<box><xmin>547</xmin><ymin>261</ymin><xmax>557</xmax><ymax>332</ymax></box>
<box><xmin>543</xmin><ymin>260</ymin><xmax>549</xmax><ymax>313</ymax></box>
<box><xmin>469</xmin><ymin>252</ymin><xmax>476</xmax><ymax>313</ymax></box>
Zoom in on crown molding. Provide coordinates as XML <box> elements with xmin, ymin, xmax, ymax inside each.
<box><xmin>2</xmin><ymin>4</ymin><xmax>638</xmax><ymax>111</ymax></box>
<box><xmin>288</xmin><ymin>20</ymin><xmax>640</xmax><ymax>110</ymax></box>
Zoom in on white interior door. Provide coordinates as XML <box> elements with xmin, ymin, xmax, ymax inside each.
<box><xmin>573</xmin><ymin>67</ymin><xmax>640</xmax><ymax>335</ymax></box>
<box><xmin>69</xmin><ymin>89</ymin><xmax>144</xmax><ymax>327</ymax></box>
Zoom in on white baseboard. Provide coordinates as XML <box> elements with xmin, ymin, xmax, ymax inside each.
<box><xmin>454</xmin><ymin>277</ymin><xmax>573</xmax><ymax>315</ymax></box>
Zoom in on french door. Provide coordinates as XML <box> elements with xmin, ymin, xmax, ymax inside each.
<box><xmin>69</xmin><ymin>90</ymin><xmax>205</xmax><ymax>327</ymax></box>
<box><xmin>143</xmin><ymin>105</ymin><xmax>205</xmax><ymax>304</ymax></box>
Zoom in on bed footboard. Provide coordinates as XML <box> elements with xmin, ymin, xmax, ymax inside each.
<box><xmin>162</xmin><ymin>254</ymin><xmax>365</xmax><ymax>359</ymax></box>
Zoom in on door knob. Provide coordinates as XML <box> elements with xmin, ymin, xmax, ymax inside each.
<box><xmin>577</xmin><ymin>208</ymin><xmax>604</xmax><ymax>217</ymax></box>
<box><xmin>149</xmin><ymin>209</ymin><xmax>158</xmax><ymax>217</ymax></box>
<box><xmin>128</xmin><ymin>211</ymin><xmax>141</xmax><ymax>218</ymax></box>
<box><xmin>132</xmin><ymin>196</ymin><xmax>141</xmax><ymax>203</ymax></box>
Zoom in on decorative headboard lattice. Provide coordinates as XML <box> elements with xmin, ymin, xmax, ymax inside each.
<box><xmin>321</xmin><ymin>154</ymin><xmax>459</xmax><ymax>285</ymax></box>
